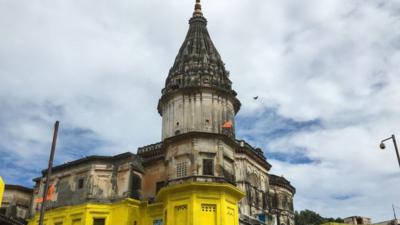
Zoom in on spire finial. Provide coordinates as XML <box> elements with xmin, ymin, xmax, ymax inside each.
<box><xmin>193</xmin><ymin>0</ymin><xmax>203</xmax><ymax>17</ymax></box>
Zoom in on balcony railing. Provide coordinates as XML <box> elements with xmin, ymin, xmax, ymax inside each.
<box><xmin>166</xmin><ymin>175</ymin><xmax>235</xmax><ymax>186</ymax></box>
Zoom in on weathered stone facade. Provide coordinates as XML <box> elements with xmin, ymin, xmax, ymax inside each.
<box><xmin>344</xmin><ymin>217</ymin><xmax>372</xmax><ymax>225</ymax></box>
<box><xmin>1</xmin><ymin>184</ymin><xmax>32</xmax><ymax>222</ymax></box>
<box><xmin>268</xmin><ymin>175</ymin><xmax>295</xmax><ymax>225</ymax></box>
<box><xmin>160</xmin><ymin>92</ymin><xmax>237</xmax><ymax>139</ymax></box>
<box><xmin>30</xmin><ymin>153</ymin><xmax>144</xmax><ymax>216</ymax></box>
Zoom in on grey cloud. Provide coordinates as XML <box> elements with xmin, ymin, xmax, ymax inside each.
<box><xmin>0</xmin><ymin>0</ymin><xmax>399</xmax><ymax>222</ymax></box>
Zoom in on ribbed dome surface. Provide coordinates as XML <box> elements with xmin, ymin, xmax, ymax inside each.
<box><xmin>161</xmin><ymin>9</ymin><xmax>235</xmax><ymax>97</ymax></box>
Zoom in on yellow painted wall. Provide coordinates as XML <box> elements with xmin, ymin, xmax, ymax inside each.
<box><xmin>0</xmin><ymin>176</ymin><xmax>4</xmax><ymax>207</ymax></box>
<box><xmin>28</xmin><ymin>182</ymin><xmax>244</xmax><ymax>225</ymax></box>
<box><xmin>28</xmin><ymin>199</ymin><xmax>146</xmax><ymax>225</ymax></box>
<box><xmin>321</xmin><ymin>223</ymin><xmax>353</xmax><ymax>225</ymax></box>
<box><xmin>157</xmin><ymin>182</ymin><xmax>244</xmax><ymax>225</ymax></box>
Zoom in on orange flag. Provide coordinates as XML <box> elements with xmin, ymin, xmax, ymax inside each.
<box><xmin>222</xmin><ymin>120</ymin><xmax>233</xmax><ymax>128</ymax></box>
<box><xmin>35</xmin><ymin>184</ymin><xmax>56</xmax><ymax>203</ymax></box>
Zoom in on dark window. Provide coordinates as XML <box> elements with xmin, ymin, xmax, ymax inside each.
<box><xmin>246</xmin><ymin>184</ymin><xmax>252</xmax><ymax>203</ymax></box>
<box><xmin>93</xmin><ymin>218</ymin><xmax>105</xmax><ymax>225</ymax></box>
<box><xmin>77</xmin><ymin>178</ymin><xmax>84</xmax><ymax>189</ymax></box>
<box><xmin>156</xmin><ymin>181</ymin><xmax>165</xmax><ymax>194</ymax></box>
<box><xmin>290</xmin><ymin>199</ymin><xmax>294</xmax><ymax>211</ymax></box>
<box><xmin>263</xmin><ymin>192</ymin><xmax>267</xmax><ymax>210</ymax></box>
<box><xmin>203</xmin><ymin>159</ymin><xmax>214</xmax><ymax>176</ymax></box>
<box><xmin>282</xmin><ymin>196</ymin><xmax>288</xmax><ymax>209</ymax></box>
<box><xmin>255</xmin><ymin>190</ymin><xmax>259</xmax><ymax>207</ymax></box>
<box><xmin>131</xmin><ymin>173</ymin><xmax>142</xmax><ymax>199</ymax></box>
<box><xmin>270</xmin><ymin>193</ymin><xmax>278</xmax><ymax>209</ymax></box>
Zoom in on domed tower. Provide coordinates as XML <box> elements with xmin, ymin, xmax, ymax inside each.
<box><xmin>158</xmin><ymin>0</ymin><xmax>241</xmax><ymax>140</ymax></box>
<box><xmin>137</xmin><ymin>2</ymin><xmax>284</xmax><ymax>225</ymax></box>
<box><xmin>157</xmin><ymin>0</ymin><xmax>241</xmax><ymax>184</ymax></box>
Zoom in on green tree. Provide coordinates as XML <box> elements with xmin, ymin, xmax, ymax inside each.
<box><xmin>295</xmin><ymin>210</ymin><xmax>324</xmax><ymax>225</ymax></box>
<box><xmin>295</xmin><ymin>209</ymin><xmax>344</xmax><ymax>225</ymax></box>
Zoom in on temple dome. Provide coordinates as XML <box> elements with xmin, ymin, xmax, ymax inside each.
<box><xmin>160</xmin><ymin>0</ymin><xmax>238</xmax><ymax>101</ymax></box>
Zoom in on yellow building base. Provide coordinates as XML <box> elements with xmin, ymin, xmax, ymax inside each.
<box><xmin>0</xmin><ymin>176</ymin><xmax>4</xmax><ymax>207</ymax></box>
<box><xmin>28</xmin><ymin>182</ymin><xmax>244</xmax><ymax>225</ymax></box>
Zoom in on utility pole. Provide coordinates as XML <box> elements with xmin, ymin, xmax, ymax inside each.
<box><xmin>38</xmin><ymin>121</ymin><xmax>59</xmax><ymax>225</ymax></box>
<box><xmin>393</xmin><ymin>204</ymin><xmax>398</xmax><ymax>222</ymax></box>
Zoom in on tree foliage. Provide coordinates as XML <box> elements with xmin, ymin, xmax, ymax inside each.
<box><xmin>295</xmin><ymin>209</ymin><xmax>344</xmax><ymax>225</ymax></box>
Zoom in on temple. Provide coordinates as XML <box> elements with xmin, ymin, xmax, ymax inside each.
<box><xmin>27</xmin><ymin>1</ymin><xmax>295</xmax><ymax>225</ymax></box>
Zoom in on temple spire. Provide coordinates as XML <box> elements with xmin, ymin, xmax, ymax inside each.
<box><xmin>158</xmin><ymin>0</ymin><xmax>241</xmax><ymax>116</ymax></box>
<box><xmin>193</xmin><ymin>0</ymin><xmax>203</xmax><ymax>17</ymax></box>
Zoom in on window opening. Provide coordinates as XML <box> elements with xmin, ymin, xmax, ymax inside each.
<box><xmin>203</xmin><ymin>159</ymin><xmax>214</xmax><ymax>176</ymax></box>
<box><xmin>176</xmin><ymin>161</ymin><xmax>188</xmax><ymax>178</ymax></box>
<box><xmin>156</xmin><ymin>181</ymin><xmax>165</xmax><ymax>193</ymax></box>
<box><xmin>201</xmin><ymin>204</ymin><xmax>216</xmax><ymax>212</ymax></box>
<box><xmin>93</xmin><ymin>218</ymin><xmax>105</xmax><ymax>225</ymax></box>
<box><xmin>130</xmin><ymin>173</ymin><xmax>141</xmax><ymax>199</ymax></box>
<box><xmin>77</xmin><ymin>178</ymin><xmax>84</xmax><ymax>189</ymax></box>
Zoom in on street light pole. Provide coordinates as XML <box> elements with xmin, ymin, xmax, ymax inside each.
<box><xmin>379</xmin><ymin>134</ymin><xmax>400</xmax><ymax>168</ymax></box>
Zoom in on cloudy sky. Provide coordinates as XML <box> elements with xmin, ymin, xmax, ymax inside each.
<box><xmin>1</xmin><ymin>0</ymin><xmax>399</xmax><ymax>221</ymax></box>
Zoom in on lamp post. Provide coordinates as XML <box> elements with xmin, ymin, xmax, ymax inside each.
<box><xmin>379</xmin><ymin>134</ymin><xmax>400</xmax><ymax>168</ymax></box>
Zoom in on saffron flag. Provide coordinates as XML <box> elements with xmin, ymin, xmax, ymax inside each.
<box><xmin>222</xmin><ymin>120</ymin><xmax>233</xmax><ymax>128</ymax></box>
<box><xmin>35</xmin><ymin>184</ymin><xmax>56</xmax><ymax>203</ymax></box>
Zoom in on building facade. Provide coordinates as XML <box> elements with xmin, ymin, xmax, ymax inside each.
<box><xmin>344</xmin><ymin>217</ymin><xmax>372</xmax><ymax>225</ymax></box>
<box><xmin>0</xmin><ymin>178</ymin><xmax>27</xmax><ymax>225</ymax></box>
<box><xmin>28</xmin><ymin>1</ymin><xmax>295</xmax><ymax>225</ymax></box>
<box><xmin>268</xmin><ymin>175</ymin><xmax>295</xmax><ymax>225</ymax></box>
<box><xmin>0</xmin><ymin>184</ymin><xmax>33</xmax><ymax>221</ymax></box>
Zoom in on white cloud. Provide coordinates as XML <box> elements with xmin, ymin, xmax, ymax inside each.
<box><xmin>0</xmin><ymin>0</ymin><xmax>399</xmax><ymax>222</ymax></box>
